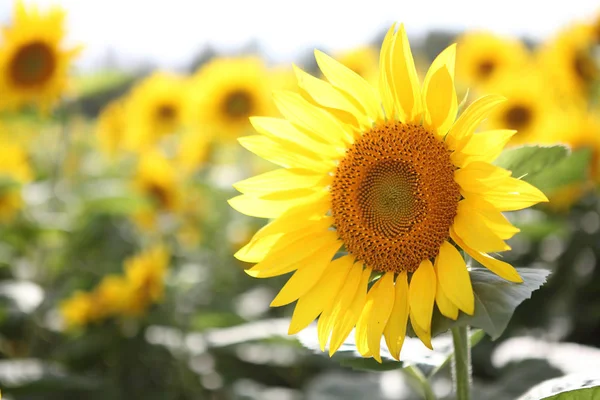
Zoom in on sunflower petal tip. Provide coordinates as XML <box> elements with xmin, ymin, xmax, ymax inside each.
<box><xmin>287</xmin><ymin>325</ymin><xmax>300</xmax><ymax>335</ymax></box>
<box><xmin>422</xmin><ymin>338</ymin><xmax>433</xmax><ymax>350</ymax></box>
<box><xmin>244</xmin><ymin>268</ymin><xmax>259</xmax><ymax>277</ymax></box>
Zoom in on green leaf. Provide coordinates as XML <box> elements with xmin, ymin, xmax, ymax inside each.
<box><xmin>518</xmin><ymin>375</ymin><xmax>600</xmax><ymax>400</ymax></box>
<box><xmin>526</xmin><ymin>148</ymin><xmax>592</xmax><ymax>195</ymax></box>
<box><xmin>422</xmin><ymin>268</ymin><xmax>550</xmax><ymax>340</ymax></box>
<box><xmin>494</xmin><ymin>145</ymin><xmax>569</xmax><ymax>179</ymax></box>
<box><xmin>494</xmin><ymin>145</ymin><xmax>592</xmax><ymax>195</ymax></box>
<box><xmin>494</xmin><ymin>145</ymin><xmax>569</xmax><ymax>178</ymax></box>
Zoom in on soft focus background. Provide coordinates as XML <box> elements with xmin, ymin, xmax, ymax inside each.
<box><xmin>0</xmin><ymin>1</ymin><xmax>599</xmax><ymax>399</ymax></box>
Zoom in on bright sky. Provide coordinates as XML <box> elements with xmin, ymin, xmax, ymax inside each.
<box><xmin>0</xmin><ymin>0</ymin><xmax>598</xmax><ymax>71</ymax></box>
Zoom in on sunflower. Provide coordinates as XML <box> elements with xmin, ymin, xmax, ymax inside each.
<box><xmin>334</xmin><ymin>46</ymin><xmax>379</xmax><ymax>86</ymax></box>
<box><xmin>0</xmin><ymin>137</ymin><xmax>32</xmax><ymax>222</ymax></box>
<box><xmin>455</xmin><ymin>31</ymin><xmax>530</xmax><ymax>90</ymax></box>
<box><xmin>176</xmin><ymin>130</ymin><xmax>211</xmax><ymax>175</ymax></box>
<box><xmin>60</xmin><ymin>291</ymin><xmax>101</xmax><ymax>327</ymax></box>
<box><xmin>481</xmin><ymin>69</ymin><xmax>562</xmax><ymax>146</ymax></box>
<box><xmin>230</xmin><ymin>24</ymin><xmax>548</xmax><ymax>361</ymax></box>
<box><xmin>0</xmin><ymin>0</ymin><xmax>80</xmax><ymax>111</ymax></box>
<box><xmin>123</xmin><ymin>245</ymin><xmax>170</xmax><ymax>315</ymax></box>
<box><xmin>133</xmin><ymin>150</ymin><xmax>181</xmax><ymax>230</ymax></box>
<box><xmin>538</xmin><ymin>23</ymin><xmax>599</xmax><ymax>101</ymax></box>
<box><xmin>185</xmin><ymin>56</ymin><xmax>275</xmax><ymax>142</ymax></box>
<box><xmin>124</xmin><ymin>72</ymin><xmax>186</xmax><ymax>151</ymax></box>
<box><xmin>96</xmin><ymin>98</ymin><xmax>127</xmax><ymax>156</ymax></box>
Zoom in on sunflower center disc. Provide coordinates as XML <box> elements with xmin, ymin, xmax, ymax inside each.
<box><xmin>477</xmin><ymin>59</ymin><xmax>496</xmax><ymax>79</ymax></box>
<box><xmin>10</xmin><ymin>41</ymin><xmax>56</xmax><ymax>87</ymax></box>
<box><xmin>223</xmin><ymin>90</ymin><xmax>253</xmax><ymax>118</ymax></box>
<box><xmin>156</xmin><ymin>104</ymin><xmax>177</xmax><ymax>122</ymax></box>
<box><xmin>331</xmin><ymin>122</ymin><xmax>461</xmax><ymax>273</ymax></box>
<box><xmin>504</xmin><ymin>104</ymin><xmax>533</xmax><ymax>131</ymax></box>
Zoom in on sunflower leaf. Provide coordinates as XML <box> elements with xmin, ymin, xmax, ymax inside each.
<box><xmin>517</xmin><ymin>374</ymin><xmax>600</xmax><ymax>400</ymax></box>
<box><xmin>494</xmin><ymin>145</ymin><xmax>569</xmax><ymax>179</ymax></box>
<box><xmin>525</xmin><ymin>148</ymin><xmax>592</xmax><ymax>195</ymax></box>
<box><xmin>425</xmin><ymin>268</ymin><xmax>550</xmax><ymax>340</ymax></box>
<box><xmin>493</xmin><ymin>145</ymin><xmax>591</xmax><ymax>195</ymax></box>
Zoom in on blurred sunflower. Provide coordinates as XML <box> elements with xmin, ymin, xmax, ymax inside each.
<box><xmin>0</xmin><ymin>0</ymin><xmax>80</xmax><ymax>111</ymax></box>
<box><xmin>0</xmin><ymin>138</ymin><xmax>32</xmax><ymax>222</ymax></box>
<box><xmin>185</xmin><ymin>56</ymin><xmax>275</xmax><ymax>142</ymax></box>
<box><xmin>538</xmin><ymin>23</ymin><xmax>599</xmax><ymax>101</ymax></box>
<box><xmin>230</xmin><ymin>24</ymin><xmax>547</xmax><ymax>361</ymax></box>
<box><xmin>60</xmin><ymin>291</ymin><xmax>100</xmax><ymax>328</ymax></box>
<box><xmin>482</xmin><ymin>69</ymin><xmax>561</xmax><ymax>146</ymax></box>
<box><xmin>94</xmin><ymin>275</ymin><xmax>133</xmax><ymax>317</ymax></box>
<box><xmin>132</xmin><ymin>151</ymin><xmax>181</xmax><ymax>230</ymax></box>
<box><xmin>124</xmin><ymin>72</ymin><xmax>186</xmax><ymax>150</ymax></box>
<box><xmin>334</xmin><ymin>46</ymin><xmax>379</xmax><ymax>85</ymax></box>
<box><xmin>176</xmin><ymin>130</ymin><xmax>211</xmax><ymax>175</ymax></box>
<box><xmin>455</xmin><ymin>32</ymin><xmax>530</xmax><ymax>89</ymax></box>
<box><xmin>96</xmin><ymin>98</ymin><xmax>127</xmax><ymax>156</ymax></box>
<box><xmin>123</xmin><ymin>245</ymin><xmax>170</xmax><ymax>315</ymax></box>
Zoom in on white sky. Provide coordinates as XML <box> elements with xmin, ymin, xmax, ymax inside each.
<box><xmin>0</xmin><ymin>0</ymin><xmax>598</xmax><ymax>72</ymax></box>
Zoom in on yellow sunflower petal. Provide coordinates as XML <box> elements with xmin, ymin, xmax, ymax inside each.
<box><xmin>463</xmin><ymin>177</ymin><xmax>549</xmax><ymax>211</ymax></box>
<box><xmin>314</xmin><ymin>49</ymin><xmax>383</xmax><ymax>122</ymax></box>
<box><xmin>329</xmin><ymin>266</ymin><xmax>372</xmax><ymax>355</ymax></box>
<box><xmin>453</xmin><ymin>201</ymin><xmax>511</xmax><ymax>253</ymax></box>
<box><xmin>446</xmin><ymin>94</ymin><xmax>506</xmax><ymax>151</ymax></box>
<box><xmin>228</xmin><ymin>188</ymin><xmax>327</xmax><ymax>219</ymax></box>
<box><xmin>454</xmin><ymin>161</ymin><xmax>512</xmax><ymax>192</ymax></box>
<box><xmin>250</xmin><ymin>116</ymin><xmax>343</xmax><ymax>158</ymax></box>
<box><xmin>435</xmin><ymin>241</ymin><xmax>474</xmax><ymax>315</ymax></box>
<box><xmin>238</xmin><ymin>135</ymin><xmax>333</xmax><ymax>171</ymax></box>
<box><xmin>383</xmin><ymin>271</ymin><xmax>409</xmax><ymax>360</ymax></box>
<box><xmin>288</xmin><ymin>255</ymin><xmax>354</xmax><ymax>334</ymax></box>
<box><xmin>249</xmin><ymin>229</ymin><xmax>338</xmax><ymax>278</ymax></box>
<box><xmin>451</xmin><ymin>228</ymin><xmax>523</xmax><ymax>283</ymax></box>
<box><xmin>435</xmin><ymin>281</ymin><xmax>459</xmax><ymax>320</ymax></box>
<box><xmin>378</xmin><ymin>24</ymin><xmax>397</xmax><ymax>121</ymax></box>
<box><xmin>233</xmin><ymin>168</ymin><xmax>331</xmax><ymax>195</ymax></box>
<box><xmin>270</xmin><ymin>239</ymin><xmax>342</xmax><ymax>306</ymax></box>
<box><xmin>354</xmin><ymin>272</ymin><xmax>395</xmax><ymax>362</ymax></box>
<box><xmin>240</xmin><ymin>217</ymin><xmax>333</xmax><ymax>264</ymax></box>
<box><xmin>273</xmin><ymin>90</ymin><xmax>352</xmax><ymax>149</ymax></box>
<box><xmin>293</xmin><ymin>65</ymin><xmax>369</xmax><ymax>132</ymax></box>
<box><xmin>451</xmin><ymin>129</ymin><xmax>517</xmax><ymax>166</ymax></box>
<box><xmin>422</xmin><ymin>44</ymin><xmax>457</xmax><ymax>137</ymax></box>
<box><xmin>318</xmin><ymin>262</ymin><xmax>363</xmax><ymax>351</ymax></box>
<box><xmin>470</xmin><ymin>204</ymin><xmax>520</xmax><ymax>240</ymax></box>
<box><xmin>410</xmin><ymin>312</ymin><xmax>433</xmax><ymax>350</ymax></box>
<box><xmin>389</xmin><ymin>24</ymin><xmax>422</xmax><ymax>123</ymax></box>
<box><xmin>248</xmin><ymin>199</ymin><xmax>330</xmax><ymax>244</ymax></box>
<box><xmin>408</xmin><ymin>259</ymin><xmax>436</xmax><ymax>336</ymax></box>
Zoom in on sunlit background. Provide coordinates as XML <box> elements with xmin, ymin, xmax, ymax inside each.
<box><xmin>0</xmin><ymin>0</ymin><xmax>599</xmax><ymax>399</ymax></box>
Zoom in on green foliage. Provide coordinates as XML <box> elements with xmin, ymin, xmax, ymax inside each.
<box><xmin>519</xmin><ymin>375</ymin><xmax>600</xmax><ymax>400</ymax></box>
<box><xmin>494</xmin><ymin>145</ymin><xmax>592</xmax><ymax>195</ymax></box>
<box><xmin>426</xmin><ymin>268</ymin><xmax>550</xmax><ymax>340</ymax></box>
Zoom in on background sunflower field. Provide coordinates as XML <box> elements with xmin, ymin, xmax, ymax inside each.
<box><xmin>0</xmin><ymin>1</ymin><xmax>599</xmax><ymax>399</ymax></box>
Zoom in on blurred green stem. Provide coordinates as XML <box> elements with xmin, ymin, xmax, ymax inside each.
<box><xmin>403</xmin><ymin>365</ymin><xmax>436</xmax><ymax>400</ymax></box>
<box><xmin>451</xmin><ymin>326</ymin><xmax>471</xmax><ymax>400</ymax></box>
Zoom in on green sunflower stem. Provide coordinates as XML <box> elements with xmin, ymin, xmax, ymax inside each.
<box><xmin>403</xmin><ymin>365</ymin><xmax>436</xmax><ymax>400</ymax></box>
<box><xmin>451</xmin><ymin>326</ymin><xmax>471</xmax><ymax>400</ymax></box>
